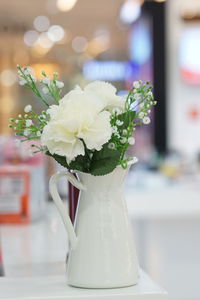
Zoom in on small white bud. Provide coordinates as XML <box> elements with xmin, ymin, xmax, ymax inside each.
<box><xmin>128</xmin><ymin>137</ymin><xmax>135</xmax><ymax>145</ymax></box>
<box><xmin>36</xmin><ymin>131</ymin><xmax>41</xmax><ymax>137</ymax></box>
<box><xmin>122</xmin><ymin>129</ymin><xmax>127</xmax><ymax>136</ymax></box>
<box><xmin>15</xmin><ymin>120</ymin><xmax>19</xmax><ymax>124</ymax></box>
<box><xmin>120</xmin><ymin>137</ymin><xmax>127</xmax><ymax>144</ymax></box>
<box><xmin>56</xmin><ymin>80</ymin><xmax>64</xmax><ymax>88</ymax></box>
<box><xmin>112</xmin><ymin>107</ymin><xmax>122</xmax><ymax>115</ymax></box>
<box><xmin>116</xmin><ymin>120</ymin><xmax>123</xmax><ymax>126</ymax></box>
<box><xmin>19</xmin><ymin>78</ymin><xmax>26</xmax><ymax>86</ymax></box>
<box><xmin>143</xmin><ymin>116</ymin><xmax>151</xmax><ymax>124</ymax></box>
<box><xmin>131</xmin><ymin>156</ymin><xmax>138</xmax><ymax>164</ymax></box>
<box><xmin>18</xmin><ymin>114</ymin><xmax>22</xmax><ymax>118</ymax></box>
<box><xmin>24</xmin><ymin>105</ymin><xmax>32</xmax><ymax>113</ymax></box>
<box><xmin>26</xmin><ymin>119</ymin><xmax>33</xmax><ymax>127</ymax></box>
<box><xmin>108</xmin><ymin>142</ymin><xmax>115</xmax><ymax>150</ymax></box>
<box><xmin>138</xmin><ymin>112</ymin><xmax>145</xmax><ymax>119</ymax></box>
<box><xmin>41</xmin><ymin>77</ymin><xmax>51</xmax><ymax>85</ymax></box>
<box><xmin>133</xmin><ymin>81</ymin><xmax>141</xmax><ymax>89</ymax></box>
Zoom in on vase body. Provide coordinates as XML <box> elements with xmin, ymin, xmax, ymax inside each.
<box><xmin>50</xmin><ymin>165</ymin><xmax>139</xmax><ymax>288</ymax></box>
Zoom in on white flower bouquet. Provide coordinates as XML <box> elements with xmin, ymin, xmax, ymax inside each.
<box><xmin>9</xmin><ymin>66</ymin><xmax>156</xmax><ymax>176</ymax></box>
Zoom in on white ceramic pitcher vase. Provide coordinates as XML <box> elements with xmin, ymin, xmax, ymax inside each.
<box><xmin>49</xmin><ymin>163</ymin><xmax>139</xmax><ymax>289</ymax></box>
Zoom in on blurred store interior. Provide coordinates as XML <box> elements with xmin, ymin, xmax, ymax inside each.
<box><xmin>0</xmin><ymin>0</ymin><xmax>200</xmax><ymax>299</ymax></box>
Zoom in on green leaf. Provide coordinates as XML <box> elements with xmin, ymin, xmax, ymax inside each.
<box><xmin>117</xmin><ymin>111</ymin><xmax>136</xmax><ymax>129</ymax></box>
<box><xmin>90</xmin><ymin>143</ymin><xmax>121</xmax><ymax>176</ymax></box>
<box><xmin>46</xmin><ymin>151</ymin><xmax>69</xmax><ymax>169</ymax></box>
<box><xmin>46</xmin><ymin>151</ymin><xmax>89</xmax><ymax>173</ymax></box>
<box><xmin>68</xmin><ymin>155</ymin><xmax>89</xmax><ymax>173</ymax></box>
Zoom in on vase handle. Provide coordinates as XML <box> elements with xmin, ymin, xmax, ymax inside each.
<box><xmin>49</xmin><ymin>170</ymin><xmax>86</xmax><ymax>250</ymax></box>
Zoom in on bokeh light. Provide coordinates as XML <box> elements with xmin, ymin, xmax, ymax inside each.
<box><xmin>0</xmin><ymin>69</ymin><xmax>17</xmax><ymax>87</ymax></box>
<box><xmin>48</xmin><ymin>25</ymin><xmax>65</xmax><ymax>42</ymax></box>
<box><xmin>23</xmin><ymin>30</ymin><xmax>39</xmax><ymax>47</ymax></box>
<box><xmin>72</xmin><ymin>36</ymin><xmax>88</xmax><ymax>53</ymax></box>
<box><xmin>33</xmin><ymin>16</ymin><xmax>50</xmax><ymax>32</ymax></box>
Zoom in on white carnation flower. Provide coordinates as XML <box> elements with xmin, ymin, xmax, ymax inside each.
<box><xmin>84</xmin><ymin>81</ymin><xmax>125</xmax><ymax>112</ymax></box>
<box><xmin>41</xmin><ymin>88</ymin><xmax>112</xmax><ymax>163</ymax></box>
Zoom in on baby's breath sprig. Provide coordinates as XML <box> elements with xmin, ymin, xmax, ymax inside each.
<box><xmin>40</xmin><ymin>71</ymin><xmax>64</xmax><ymax>103</ymax></box>
<box><xmin>109</xmin><ymin>80</ymin><xmax>157</xmax><ymax>169</ymax></box>
<box><xmin>17</xmin><ymin>65</ymin><xmax>49</xmax><ymax>107</ymax></box>
<box><xmin>9</xmin><ymin>104</ymin><xmax>49</xmax><ymax>147</ymax></box>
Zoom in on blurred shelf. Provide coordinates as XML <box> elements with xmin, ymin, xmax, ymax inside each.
<box><xmin>125</xmin><ymin>180</ymin><xmax>200</xmax><ymax>219</ymax></box>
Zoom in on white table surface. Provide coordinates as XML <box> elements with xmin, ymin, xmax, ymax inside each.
<box><xmin>0</xmin><ymin>271</ymin><xmax>167</xmax><ymax>300</ymax></box>
<box><xmin>0</xmin><ymin>204</ymin><xmax>167</xmax><ymax>299</ymax></box>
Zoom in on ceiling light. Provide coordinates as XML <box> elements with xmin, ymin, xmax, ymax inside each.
<box><xmin>120</xmin><ymin>0</ymin><xmax>141</xmax><ymax>24</ymax></box>
<box><xmin>57</xmin><ymin>0</ymin><xmax>77</xmax><ymax>12</ymax></box>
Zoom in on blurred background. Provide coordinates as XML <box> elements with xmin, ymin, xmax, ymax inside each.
<box><xmin>0</xmin><ymin>0</ymin><xmax>200</xmax><ymax>299</ymax></box>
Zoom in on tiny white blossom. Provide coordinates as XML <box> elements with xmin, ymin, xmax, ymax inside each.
<box><xmin>116</xmin><ymin>120</ymin><xmax>123</xmax><ymax>126</ymax></box>
<box><xmin>112</xmin><ymin>107</ymin><xmax>122</xmax><ymax>115</ymax></box>
<box><xmin>24</xmin><ymin>129</ymin><xmax>30</xmax><ymax>136</ymax></box>
<box><xmin>26</xmin><ymin>119</ymin><xmax>33</xmax><ymax>127</ymax></box>
<box><xmin>112</xmin><ymin>126</ymin><xmax>118</xmax><ymax>134</ymax></box>
<box><xmin>120</xmin><ymin>137</ymin><xmax>127</xmax><ymax>144</ymax></box>
<box><xmin>108</xmin><ymin>142</ymin><xmax>115</xmax><ymax>150</ymax></box>
<box><xmin>138</xmin><ymin>112</ymin><xmax>145</xmax><ymax>119</ymax></box>
<box><xmin>128</xmin><ymin>137</ymin><xmax>135</xmax><ymax>145</ymax></box>
<box><xmin>15</xmin><ymin>120</ymin><xmax>19</xmax><ymax>124</ymax></box>
<box><xmin>41</xmin><ymin>77</ymin><xmax>51</xmax><ymax>85</ymax></box>
<box><xmin>148</xmin><ymin>109</ymin><xmax>151</xmax><ymax>113</ymax></box>
<box><xmin>133</xmin><ymin>81</ymin><xmax>141</xmax><ymax>89</ymax></box>
<box><xmin>131</xmin><ymin>156</ymin><xmax>138</xmax><ymax>164</ymax></box>
<box><xmin>56</xmin><ymin>80</ymin><xmax>64</xmax><ymax>88</ymax></box>
<box><xmin>147</xmin><ymin>91</ymin><xmax>153</xmax><ymax>97</ymax></box>
<box><xmin>19</xmin><ymin>78</ymin><xmax>26</xmax><ymax>86</ymax></box>
<box><xmin>18</xmin><ymin>114</ymin><xmax>22</xmax><ymax>118</ymax></box>
<box><xmin>23</xmin><ymin>67</ymin><xmax>32</xmax><ymax>75</ymax></box>
<box><xmin>36</xmin><ymin>131</ymin><xmax>41</xmax><ymax>137</ymax></box>
<box><xmin>143</xmin><ymin>116</ymin><xmax>151</xmax><ymax>124</ymax></box>
<box><xmin>24</xmin><ymin>105</ymin><xmax>32</xmax><ymax>113</ymax></box>
<box><xmin>42</xmin><ymin>86</ymin><xmax>49</xmax><ymax>94</ymax></box>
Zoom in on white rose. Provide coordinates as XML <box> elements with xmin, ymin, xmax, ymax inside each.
<box><xmin>84</xmin><ymin>81</ymin><xmax>125</xmax><ymax>112</ymax></box>
<box><xmin>41</xmin><ymin>88</ymin><xmax>112</xmax><ymax>163</ymax></box>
